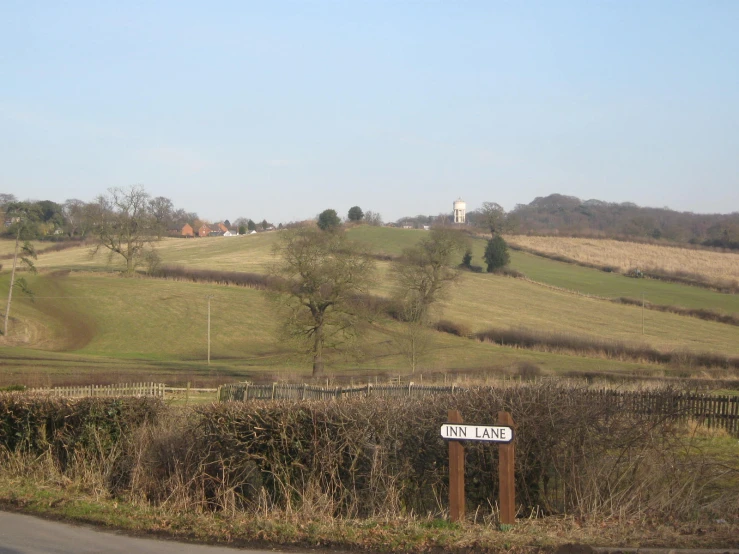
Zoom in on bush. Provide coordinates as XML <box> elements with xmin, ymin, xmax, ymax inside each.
<box><xmin>474</xmin><ymin>326</ymin><xmax>739</xmax><ymax>369</ymax></box>
<box><xmin>434</xmin><ymin>319</ymin><xmax>471</xmax><ymax>337</ymax></box>
<box><xmin>0</xmin><ymin>396</ymin><xmax>162</xmax><ymax>460</ymax></box>
<box><xmin>461</xmin><ymin>250</ymin><xmax>472</xmax><ymax>267</ymax></box>
<box><xmin>484</xmin><ymin>236</ymin><xmax>510</xmax><ymax>272</ymax></box>
<box><xmin>152</xmin><ymin>265</ymin><xmax>275</xmax><ymax>289</ymax></box>
<box><xmin>1</xmin><ymin>390</ymin><xmax>735</xmax><ymax>523</ymax></box>
<box><xmin>516</xmin><ymin>361</ymin><xmax>542</xmax><ymax>380</ymax></box>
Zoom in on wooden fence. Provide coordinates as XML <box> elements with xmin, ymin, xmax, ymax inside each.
<box><xmin>217</xmin><ymin>382</ymin><xmax>456</xmax><ymax>402</ymax></box>
<box><xmin>217</xmin><ymin>382</ymin><xmax>739</xmax><ymax>436</ymax></box>
<box><xmin>587</xmin><ymin>389</ymin><xmax>739</xmax><ymax>435</ymax></box>
<box><xmin>28</xmin><ymin>382</ymin><xmax>167</xmax><ymax>398</ymax></box>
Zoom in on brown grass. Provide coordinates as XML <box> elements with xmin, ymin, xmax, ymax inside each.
<box><xmin>506</xmin><ymin>235</ymin><xmax>739</xmax><ymax>290</ymax></box>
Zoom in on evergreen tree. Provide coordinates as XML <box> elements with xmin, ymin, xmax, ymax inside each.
<box><xmin>484</xmin><ymin>235</ymin><xmax>510</xmax><ymax>272</ymax></box>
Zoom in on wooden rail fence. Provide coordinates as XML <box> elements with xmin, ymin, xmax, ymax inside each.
<box><xmin>28</xmin><ymin>382</ymin><xmax>167</xmax><ymax>398</ymax></box>
<box><xmin>217</xmin><ymin>382</ymin><xmax>457</xmax><ymax>402</ymax></box>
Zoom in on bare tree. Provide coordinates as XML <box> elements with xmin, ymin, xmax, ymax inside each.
<box><xmin>62</xmin><ymin>198</ymin><xmax>89</xmax><ymax>238</ymax></box>
<box><xmin>3</xmin><ymin>203</ymin><xmax>39</xmax><ymax>336</ymax></box>
<box><xmin>364</xmin><ymin>211</ymin><xmax>383</xmax><ymax>226</ymax></box>
<box><xmin>392</xmin><ymin>227</ymin><xmax>468</xmax><ymax>323</ymax></box>
<box><xmin>393</xmin><ymin>297</ymin><xmax>433</xmax><ymax>374</ymax></box>
<box><xmin>149</xmin><ymin>196</ymin><xmax>174</xmax><ymax>239</ymax></box>
<box><xmin>271</xmin><ymin>227</ymin><xmax>375</xmax><ymax>376</ymax></box>
<box><xmin>476</xmin><ymin>201</ymin><xmax>509</xmax><ymax>237</ymax></box>
<box><xmin>90</xmin><ymin>186</ymin><xmax>155</xmax><ymax>277</ymax></box>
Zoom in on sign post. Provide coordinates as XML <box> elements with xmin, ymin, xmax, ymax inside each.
<box><xmin>441</xmin><ymin>411</ymin><xmax>515</xmax><ymax>525</ymax></box>
<box><xmin>447</xmin><ymin>409</ymin><xmax>465</xmax><ymax>522</ymax></box>
<box><xmin>497</xmin><ymin>411</ymin><xmax>515</xmax><ymax>525</ymax></box>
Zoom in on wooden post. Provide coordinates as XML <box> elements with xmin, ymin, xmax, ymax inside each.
<box><xmin>498</xmin><ymin>410</ymin><xmax>515</xmax><ymax>525</ymax></box>
<box><xmin>186</xmin><ymin>381</ymin><xmax>190</xmax><ymax>405</ymax></box>
<box><xmin>448</xmin><ymin>409</ymin><xmax>465</xmax><ymax>522</ymax></box>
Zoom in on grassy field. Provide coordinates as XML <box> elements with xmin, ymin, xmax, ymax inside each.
<box><xmin>1</xmin><ymin>270</ymin><xmax>702</xmax><ymax>386</ymax></box>
<box><xmin>506</xmin><ymin>235</ymin><xmax>739</xmax><ymax>284</ymax></box>
<box><xmin>509</xmin><ymin>249</ymin><xmax>739</xmax><ymax>314</ymax></box>
<box><xmin>24</xmin><ymin>230</ymin><xmax>739</xmax><ymax>315</ymax></box>
<box><xmin>2</xmin><ymin>227</ymin><xmax>739</xmax><ymax>385</ymax></box>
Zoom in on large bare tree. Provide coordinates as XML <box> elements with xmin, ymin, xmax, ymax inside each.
<box><xmin>392</xmin><ymin>227</ymin><xmax>468</xmax><ymax>323</ymax></box>
<box><xmin>3</xmin><ymin>202</ymin><xmax>39</xmax><ymax>336</ymax></box>
<box><xmin>271</xmin><ymin>227</ymin><xmax>375</xmax><ymax>376</ymax></box>
<box><xmin>90</xmin><ymin>186</ymin><xmax>155</xmax><ymax>277</ymax></box>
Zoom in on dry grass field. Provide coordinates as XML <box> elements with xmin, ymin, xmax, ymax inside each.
<box><xmin>505</xmin><ymin>235</ymin><xmax>739</xmax><ymax>285</ymax></box>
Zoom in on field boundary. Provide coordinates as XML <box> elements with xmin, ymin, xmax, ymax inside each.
<box><xmin>218</xmin><ymin>382</ymin><xmax>739</xmax><ymax>436</ymax></box>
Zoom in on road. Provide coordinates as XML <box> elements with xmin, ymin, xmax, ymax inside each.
<box><xmin>0</xmin><ymin>510</ymin><xmax>310</xmax><ymax>554</ymax></box>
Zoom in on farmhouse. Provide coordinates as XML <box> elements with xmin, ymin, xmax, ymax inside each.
<box><xmin>181</xmin><ymin>223</ymin><xmax>194</xmax><ymax>237</ymax></box>
<box><xmin>198</xmin><ymin>224</ymin><xmax>211</xmax><ymax>237</ymax></box>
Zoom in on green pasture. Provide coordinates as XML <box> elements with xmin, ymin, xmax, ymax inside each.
<box><xmin>1</xmin><ymin>227</ymin><xmax>738</xmax><ymax>385</ymax></box>
<box><xmin>21</xmin><ymin>229</ymin><xmax>738</xmax><ymax>317</ymax></box>
<box><xmin>1</xmin><ymin>271</ymin><xmax>681</xmax><ymax>385</ymax></box>
<box><xmin>441</xmin><ymin>270</ymin><xmax>739</xmax><ymax>356</ymax></box>
<box><xmin>509</xmin><ymin>249</ymin><xmax>739</xmax><ymax>314</ymax></box>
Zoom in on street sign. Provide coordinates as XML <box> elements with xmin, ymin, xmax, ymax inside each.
<box><xmin>440</xmin><ymin>423</ymin><xmax>514</xmax><ymax>443</ymax></box>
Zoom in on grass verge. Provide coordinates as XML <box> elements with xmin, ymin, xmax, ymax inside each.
<box><xmin>0</xmin><ymin>473</ymin><xmax>735</xmax><ymax>551</ymax></box>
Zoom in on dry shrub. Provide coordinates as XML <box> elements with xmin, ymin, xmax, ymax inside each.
<box><xmin>615</xmin><ymin>297</ymin><xmax>739</xmax><ymax>327</ymax></box>
<box><xmin>474</xmin><ymin>326</ymin><xmax>739</xmax><ymax>370</ymax></box>
<box><xmin>1</xmin><ymin>389</ymin><xmax>736</xmax><ymax>524</ymax></box>
<box><xmin>153</xmin><ymin>265</ymin><xmax>276</xmax><ymax>290</ymax></box>
<box><xmin>135</xmin><ymin>386</ymin><xmax>738</xmax><ymax>522</ymax></box>
<box><xmin>435</xmin><ymin>319</ymin><xmax>471</xmax><ymax>337</ymax></box>
<box><xmin>516</xmin><ymin>361</ymin><xmax>542</xmax><ymax>380</ymax></box>
<box><xmin>490</xmin><ymin>266</ymin><xmax>525</xmax><ymax>278</ymax></box>
<box><xmin>0</xmin><ymin>395</ymin><xmax>163</xmax><ymax>497</ymax></box>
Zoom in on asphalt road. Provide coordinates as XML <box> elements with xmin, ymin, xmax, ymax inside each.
<box><xmin>0</xmin><ymin>510</ymin><xmax>300</xmax><ymax>554</ymax></box>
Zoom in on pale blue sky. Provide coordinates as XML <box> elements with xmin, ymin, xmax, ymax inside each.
<box><xmin>2</xmin><ymin>1</ymin><xmax>738</xmax><ymax>223</ymax></box>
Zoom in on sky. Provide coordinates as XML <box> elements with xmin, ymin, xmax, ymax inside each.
<box><xmin>1</xmin><ymin>1</ymin><xmax>738</xmax><ymax>223</ymax></box>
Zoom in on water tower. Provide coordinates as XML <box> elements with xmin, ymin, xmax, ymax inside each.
<box><xmin>453</xmin><ymin>198</ymin><xmax>466</xmax><ymax>224</ymax></box>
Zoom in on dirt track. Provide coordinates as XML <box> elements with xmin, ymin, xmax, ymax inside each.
<box><xmin>24</xmin><ymin>272</ymin><xmax>96</xmax><ymax>351</ymax></box>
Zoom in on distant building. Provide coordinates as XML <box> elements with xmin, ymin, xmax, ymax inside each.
<box><xmin>453</xmin><ymin>198</ymin><xmax>466</xmax><ymax>224</ymax></box>
<box><xmin>181</xmin><ymin>223</ymin><xmax>194</xmax><ymax>237</ymax></box>
<box><xmin>198</xmin><ymin>224</ymin><xmax>211</xmax><ymax>237</ymax></box>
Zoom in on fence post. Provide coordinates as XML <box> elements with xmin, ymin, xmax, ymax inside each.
<box><xmin>271</xmin><ymin>382</ymin><xmax>276</xmax><ymax>400</ymax></box>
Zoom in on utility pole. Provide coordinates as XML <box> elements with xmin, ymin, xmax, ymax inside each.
<box><xmin>641</xmin><ymin>292</ymin><xmax>645</xmax><ymax>335</ymax></box>
<box><xmin>206</xmin><ymin>295</ymin><xmax>213</xmax><ymax>365</ymax></box>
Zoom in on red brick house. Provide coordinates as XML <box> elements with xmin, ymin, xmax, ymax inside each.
<box><xmin>198</xmin><ymin>224</ymin><xmax>211</xmax><ymax>237</ymax></box>
<box><xmin>181</xmin><ymin>223</ymin><xmax>194</xmax><ymax>237</ymax></box>
<box><xmin>217</xmin><ymin>222</ymin><xmax>229</xmax><ymax>233</ymax></box>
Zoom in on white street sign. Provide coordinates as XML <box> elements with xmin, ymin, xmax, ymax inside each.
<box><xmin>440</xmin><ymin>424</ymin><xmax>514</xmax><ymax>443</ymax></box>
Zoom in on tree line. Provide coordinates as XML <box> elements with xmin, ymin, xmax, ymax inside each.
<box><xmin>489</xmin><ymin>194</ymin><xmax>739</xmax><ymax>249</ymax></box>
